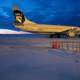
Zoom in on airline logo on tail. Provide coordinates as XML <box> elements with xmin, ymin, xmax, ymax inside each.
<box><xmin>13</xmin><ymin>6</ymin><xmax>25</xmax><ymax>25</ymax></box>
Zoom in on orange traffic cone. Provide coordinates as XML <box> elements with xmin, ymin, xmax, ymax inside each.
<box><xmin>52</xmin><ymin>40</ymin><xmax>60</xmax><ymax>49</ymax></box>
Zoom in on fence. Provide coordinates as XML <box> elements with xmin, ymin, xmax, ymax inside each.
<box><xmin>51</xmin><ymin>39</ymin><xmax>80</xmax><ymax>53</ymax></box>
<box><xmin>0</xmin><ymin>38</ymin><xmax>80</xmax><ymax>53</ymax></box>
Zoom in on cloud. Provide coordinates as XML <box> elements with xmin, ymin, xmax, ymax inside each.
<box><xmin>0</xmin><ymin>8</ymin><xmax>10</xmax><ymax>18</ymax></box>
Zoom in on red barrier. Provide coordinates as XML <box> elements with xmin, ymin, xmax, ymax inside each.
<box><xmin>52</xmin><ymin>40</ymin><xmax>60</xmax><ymax>49</ymax></box>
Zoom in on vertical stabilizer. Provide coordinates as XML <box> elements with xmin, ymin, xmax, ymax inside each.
<box><xmin>13</xmin><ymin>5</ymin><xmax>36</xmax><ymax>25</ymax></box>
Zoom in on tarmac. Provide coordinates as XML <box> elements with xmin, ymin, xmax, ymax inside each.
<box><xmin>0</xmin><ymin>38</ymin><xmax>80</xmax><ymax>80</ymax></box>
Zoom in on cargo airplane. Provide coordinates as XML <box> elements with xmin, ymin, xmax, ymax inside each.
<box><xmin>13</xmin><ymin>6</ymin><xmax>80</xmax><ymax>38</ymax></box>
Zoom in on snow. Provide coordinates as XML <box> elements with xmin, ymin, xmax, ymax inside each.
<box><xmin>0</xmin><ymin>29</ymin><xmax>32</xmax><ymax>34</ymax></box>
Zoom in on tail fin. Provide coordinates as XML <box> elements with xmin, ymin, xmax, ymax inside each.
<box><xmin>13</xmin><ymin>5</ymin><xmax>36</xmax><ymax>24</ymax></box>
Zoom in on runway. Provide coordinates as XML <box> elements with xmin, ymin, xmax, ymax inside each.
<box><xmin>0</xmin><ymin>38</ymin><xmax>80</xmax><ymax>80</ymax></box>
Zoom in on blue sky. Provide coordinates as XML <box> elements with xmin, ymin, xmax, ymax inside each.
<box><xmin>0</xmin><ymin>0</ymin><xmax>80</xmax><ymax>26</ymax></box>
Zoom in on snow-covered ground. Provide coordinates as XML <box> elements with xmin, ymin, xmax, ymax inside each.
<box><xmin>0</xmin><ymin>29</ymin><xmax>32</xmax><ymax>34</ymax></box>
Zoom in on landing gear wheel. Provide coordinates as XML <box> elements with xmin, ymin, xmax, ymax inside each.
<box><xmin>49</xmin><ymin>33</ymin><xmax>61</xmax><ymax>38</ymax></box>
